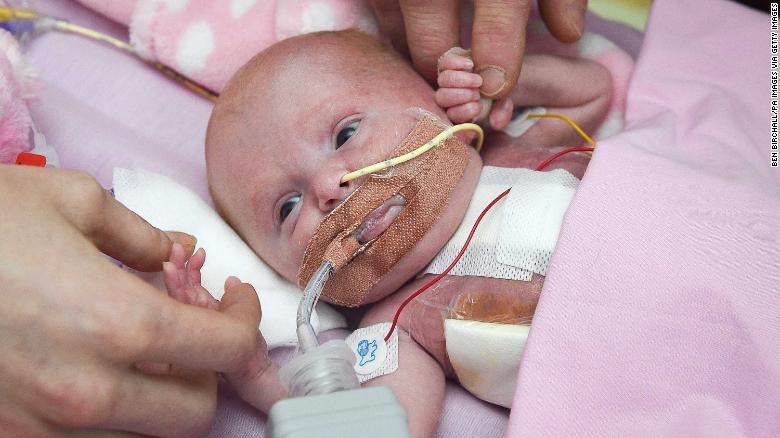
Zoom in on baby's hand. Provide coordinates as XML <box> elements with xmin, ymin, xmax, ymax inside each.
<box><xmin>162</xmin><ymin>244</ymin><xmax>286</xmax><ymax>413</ymax></box>
<box><xmin>162</xmin><ymin>243</ymin><xmax>220</xmax><ymax>311</ymax></box>
<box><xmin>435</xmin><ymin>47</ymin><xmax>483</xmax><ymax>124</ymax></box>
<box><xmin>435</xmin><ymin>47</ymin><xmax>515</xmax><ymax>130</ymax></box>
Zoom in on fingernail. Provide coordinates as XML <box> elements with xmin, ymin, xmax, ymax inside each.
<box><xmin>458</xmin><ymin>57</ymin><xmax>474</xmax><ymax>70</ymax></box>
<box><xmin>477</xmin><ymin>66</ymin><xmax>507</xmax><ymax>98</ymax></box>
<box><xmin>568</xmin><ymin>1</ymin><xmax>586</xmax><ymax>38</ymax></box>
<box><xmin>165</xmin><ymin>231</ymin><xmax>197</xmax><ymax>255</ymax></box>
<box><xmin>225</xmin><ymin>276</ymin><xmax>242</xmax><ymax>289</ymax></box>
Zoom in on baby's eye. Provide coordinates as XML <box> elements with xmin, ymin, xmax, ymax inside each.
<box><xmin>336</xmin><ymin>120</ymin><xmax>360</xmax><ymax>149</ymax></box>
<box><xmin>279</xmin><ymin>195</ymin><xmax>301</xmax><ymax>222</ymax></box>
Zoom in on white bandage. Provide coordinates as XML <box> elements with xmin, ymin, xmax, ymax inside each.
<box><xmin>444</xmin><ymin>319</ymin><xmax>530</xmax><ymax>408</ymax></box>
<box><xmin>424</xmin><ymin>166</ymin><xmax>579</xmax><ymax>281</ymax></box>
<box><xmin>502</xmin><ymin>106</ymin><xmax>547</xmax><ymax>138</ymax></box>
<box><xmin>345</xmin><ymin>323</ymin><xmax>399</xmax><ymax>383</ymax></box>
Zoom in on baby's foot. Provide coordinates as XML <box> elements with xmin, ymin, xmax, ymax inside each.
<box><xmin>162</xmin><ymin>243</ymin><xmax>220</xmax><ymax>311</ymax></box>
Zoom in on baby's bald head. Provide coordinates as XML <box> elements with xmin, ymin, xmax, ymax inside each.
<box><xmin>206</xmin><ymin>30</ymin><xmax>440</xmax><ymax>229</ymax></box>
<box><xmin>204</xmin><ymin>30</ymin><xmax>464</xmax><ymax>288</ymax></box>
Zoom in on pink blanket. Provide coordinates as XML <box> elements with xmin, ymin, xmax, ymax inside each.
<box><xmin>508</xmin><ymin>1</ymin><xmax>779</xmax><ymax>437</ymax></box>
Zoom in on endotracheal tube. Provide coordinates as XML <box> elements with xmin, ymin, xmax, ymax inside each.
<box><xmin>279</xmin><ymin>260</ymin><xmax>360</xmax><ymax>397</ymax></box>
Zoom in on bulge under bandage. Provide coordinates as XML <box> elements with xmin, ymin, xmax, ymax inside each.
<box><xmin>424</xmin><ymin>166</ymin><xmax>580</xmax><ymax>408</ymax></box>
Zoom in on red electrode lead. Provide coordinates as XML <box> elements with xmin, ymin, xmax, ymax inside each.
<box><xmin>383</xmin><ymin>145</ymin><xmax>595</xmax><ymax>341</ymax></box>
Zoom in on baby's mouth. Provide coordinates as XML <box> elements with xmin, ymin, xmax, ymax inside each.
<box><xmin>354</xmin><ymin>194</ymin><xmax>406</xmax><ymax>244</ymax></box>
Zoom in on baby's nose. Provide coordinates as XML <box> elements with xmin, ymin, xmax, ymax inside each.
<box><xmin>314</xmin><ymin>175</ymin><xmax>355</xmax><ymax>213</ymax></box>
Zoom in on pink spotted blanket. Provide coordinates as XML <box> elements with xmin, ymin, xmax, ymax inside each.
<box><xmin>74</xmin><ymin>0</ymin><xmax>634</xmax><ymax>110</ymax></box>
<box><xmin>75</xmin><ymin>0</ymin><xmax>377</xmax><ymax>92</ymax></box>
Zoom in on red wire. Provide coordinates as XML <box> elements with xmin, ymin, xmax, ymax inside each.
<box><xmin>383</xmin><ymin>145</ymin><xmax>595</xmax><ymax>341</ymax></box>
<box><xmin>534</xmin><ymin>146</ymin><xmax>595</xmax><ymax>172</ymax></box>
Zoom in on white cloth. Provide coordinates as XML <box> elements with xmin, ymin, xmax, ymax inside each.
<box><xmin>424</xmin><ymin>166</ymin><xmax>579</xmax><ymax>280</ymax></box>
<box><xmin>112</xmin><ymin>168</ymin><xmax>346</xmax><ymax>348</ymax></box>
<box><xmin>425</xmin><ymin>166</ymin><xmax>579</xmax><ymax>407</ymax></box>
<box><xmin>444</xmin><ymin>320</ymin><xmax>531</xmax><ymax>408</ymax></box>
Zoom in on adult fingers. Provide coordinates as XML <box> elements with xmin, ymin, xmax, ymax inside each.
<box><xmin>399</xmin><ymin>0</ymin><xmax>461</xmax><ymax>81</ymax></box>
<box><xmin>539</xmin><ymin>0</ymin><xmax>587</xmax><ymax>44</ymax></box>
<box><xmin>52</xmin><ymin>170</ymin><xmax>195</xmax><ymax>271</ymax></box>
<box><xmin>133</xmin><ymin>280</ymin><xmax>260</xmax><ymax>373</ymax></box>
<box><xmin>220</xmin><ymin>279</ymin><xmax>263</xmax><ymax>328</ymax></box>
<box><xmin>95</xmin><ymin>371</ymin><xmax>217</xmax><ymax>437</ymax></box>
<box><xmin>72</xmin><ymin>430</ymin><xmax>152</xmax><ymax>437</ymax></box>
<box><xmin>371</xmin><ymin>0</ymin><xmax>408</xmax><ymax>55</ymax></box>
<box><xmin>489</xmin><ymin>97</ymin><xmax>515</xmax><ymax>130</ymax></box>
<box><xmin>472</xmin><ymin>0</ymin><xmax>532</xmax><ymax>99</ymax></box>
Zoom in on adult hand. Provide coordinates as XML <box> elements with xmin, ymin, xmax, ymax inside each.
<box><xmin>371</xmin><ymin>0</ymin><xmax>587</xmax><ymax>99</ymax></box>
<box><xmin>0</xmin><ymin>165</ymin><xmax>261</xmax><ymax>437</ymax></box>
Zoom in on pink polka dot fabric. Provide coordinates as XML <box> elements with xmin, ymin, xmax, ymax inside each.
<box><xmin>0</xmin><ymin>30</ymin><xmax>33</xmax><ymax>164</ymax></box>
<box><xmin>74</xmin><ymin>0</ymin><xmax>633</xmax><ymax>114</ymax></box>
<box><xmin>76</xmin><ymin>0</ymin><xmax>377</xmax><ymax>93</ymax></box>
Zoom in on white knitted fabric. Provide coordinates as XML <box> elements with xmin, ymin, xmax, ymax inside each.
<box><xmin>424</xmin><ymin>167</ymin><xmax>579</xmax><ymax>280</ymax></box>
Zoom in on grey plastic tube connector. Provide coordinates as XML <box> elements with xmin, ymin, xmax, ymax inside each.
<box><xmin>270</xmin><ymin>262</ymin><xmax>410</xmax><ymax>437</ymax></box>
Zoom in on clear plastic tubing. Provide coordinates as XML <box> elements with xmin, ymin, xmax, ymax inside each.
<box><xmin>282</xmin><ymin>260</ymin><xmax>360</xmax><ymax>397</ymax></box>
<box><xmin>279</xmin><ymin>340</ymin><xmax>360</xmax><ymax>397</ymax></box>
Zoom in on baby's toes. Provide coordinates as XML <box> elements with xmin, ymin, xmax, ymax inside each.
<box><xmin>438</xmin><ymin>70</ymin><xmax>483</xmax><ymax>89</ymax></box>
<box><xmin>446</xmin><ymin>101</ymin><xmax>483</xmax><ymax>124</ymax></box>
<box><xmin>436</xmin><ymin>88</ymin><xmax>480</xmax><ymax>109</ymax></box>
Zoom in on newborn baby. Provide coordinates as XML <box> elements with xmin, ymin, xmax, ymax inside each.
<box><xmin>165</xmin><ymin>29</ymin><xmax>611</xmax><ymax>437</ymax></box>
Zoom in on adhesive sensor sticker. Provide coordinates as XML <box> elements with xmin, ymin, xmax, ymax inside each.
<box><xmin>345</xmin><ymin>322</ymin><xmax>399</xmax><ymax>383</ymax></box>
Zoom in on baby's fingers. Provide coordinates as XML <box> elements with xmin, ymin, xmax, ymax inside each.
<box><xmin>436</xmin><ymin>88</ymin><xmax>480</xmax><ymax>108</ymax></box>
<box><xmin>186</xmin><ymin>248</ymin><xmax>206</xmax><ymax>286</ymax></box>
<box><xmin>438</xmin><ymin>54</ymin><xmax>473</xmax><ymax>72</ymax></box>
<box><xmin>446</xmin><ymin>101</ymin><xmax>483</xmax><ymax>124</ymax></box>
<box><xmin>169</xmin><ymin>242</ymin><xmax>188</xmax><ymax>269</ymax></box>
<box><xmin>437</xmin><ymin>47</ymin><xmax>473</xmax><ymax>74</ymax></box>
<box><xmin>163</xmin><ymin>261</ymin><xmax>188</xmax><ymax>303</ymax></box>
<box><xmin>438</xmin><ymin>70</ymin><xmax>483</xmax><ymax>89</ymax></box>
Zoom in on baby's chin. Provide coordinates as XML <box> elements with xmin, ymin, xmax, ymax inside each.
<box><xmin>357</xmin><ymin>148</ymin><xmax>483</xmax><ymax>305</ymax></box>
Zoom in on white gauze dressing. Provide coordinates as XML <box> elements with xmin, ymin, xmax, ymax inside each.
<box><xmin>422</xmin><ymin>166</ymin><xmax>579</xmax><ymax>408</ymax></box>
<box><xmin>424</xmin><ymin>166</ymin><xmax>580</xmax><ymax>280</ymax></box>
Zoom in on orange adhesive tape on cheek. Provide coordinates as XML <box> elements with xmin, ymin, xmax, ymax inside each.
<box><xmin>297</xmin><ymin>116</ymin><xmax>472</xmax><ymax>307</ymax></box>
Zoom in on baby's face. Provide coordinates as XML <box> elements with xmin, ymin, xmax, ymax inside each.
<box><xmin>208</xmin><ymin>31</ymin><xmax>481</xmax><ymax>303</ymax></box>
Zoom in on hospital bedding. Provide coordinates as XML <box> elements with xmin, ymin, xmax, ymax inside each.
<box><xmin>24</xmin><ymin>0</ymin><xmax>776</xmax><ymax>437</ymax></box>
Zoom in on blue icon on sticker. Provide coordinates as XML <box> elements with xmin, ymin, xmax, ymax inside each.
<box><xmin>357</xmin><ymin>339</ymin><xmax>378</xmax><ymax>366</ymax></box>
